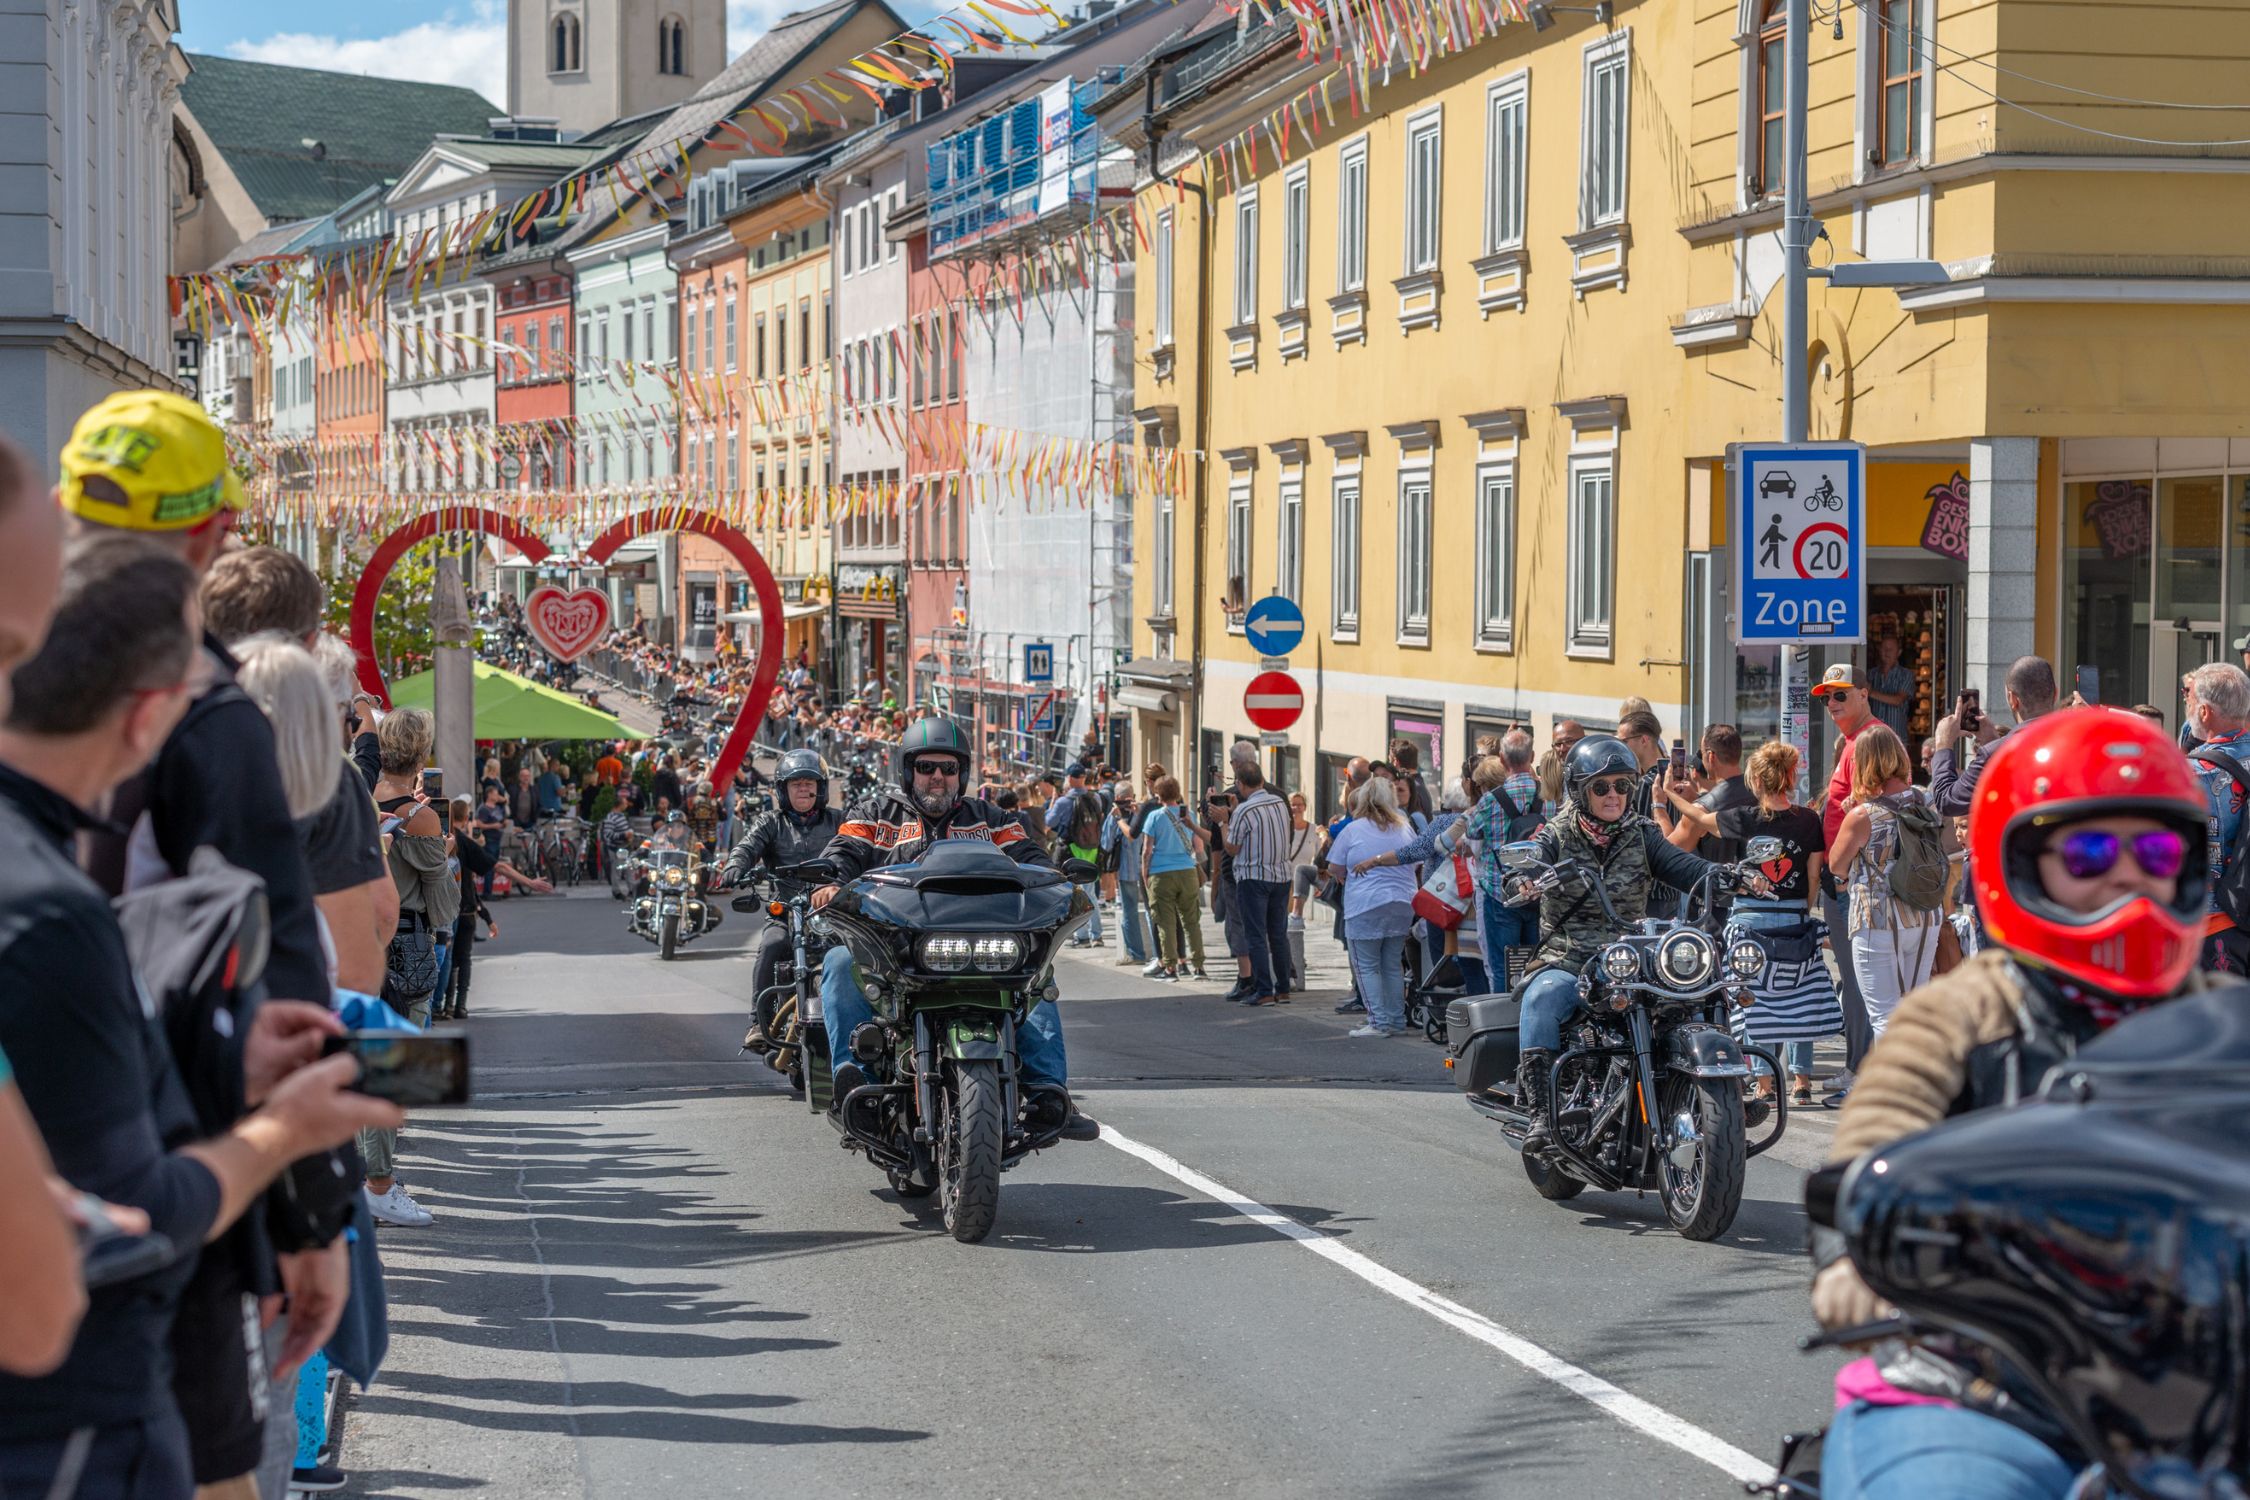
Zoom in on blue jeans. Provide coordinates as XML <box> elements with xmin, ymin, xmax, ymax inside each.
<box><xmin>1347</xmin><ymin>932</ymin><xmax>1409</xmax><ymax>1032</ymax></box>
<box><xmin>1452</xmin><ymin>954</ymin><xmax>1490</xmax><ymax>995</ymax></box>
<box><xmin>819</xmin><ymin>945</ymin><xmax>1069</xmax><ymax>1090</ymax></box>
<box><xmin>1075</xmin><ymin>897</ymin><xmax>1104</xmax><ymax>943</ymax></box>
<box><xmin>1482</xmin><ymin>891</ymin><xmax>1536</xmax><ymax>990</ymax></box>
<box><xmin>431</xmin><ymin>935</ymin><xmax>454</xmax><ymax>1011</ymax></box>
<box><xmin>1822</xmin><ymin>1401</ymin><xmax>2075</xmax><ymax>1500</ymax></box>
<box><xmin>1118</xmin><ymin>880</ymin><xmax>1151</xmax><ymax>962</ymax></box>
<box><xmin>1518</xmin><ymin>965</ymin><xmax>1585</xmax><ymax>1052</ymax></box>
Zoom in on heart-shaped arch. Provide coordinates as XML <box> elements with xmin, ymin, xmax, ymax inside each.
<box><xmin>348</xmin><ymin>506</ymin><xmax>551</xmax><ymax>704</ymax></box>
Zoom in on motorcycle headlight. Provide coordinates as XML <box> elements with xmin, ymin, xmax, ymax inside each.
<box><xmin>1727</xmin><ymin>939</ymin><xmax>1766</xmax><ymax>982</ymax></box>
<box><xmin>919</xmin><ymin>935</ymin><xmax>973</xmax><ymax>972</ymax></box>
<box><xmin>1654</xmin><ymin>931</ymin><xmax>1716</xmax><ymax>989</ymax></box>
<box><xmin>1598</xmin><ymin>943</ymin><xmax>1640</xmax><ymax>983</ymax></box>
<box><xmin>662</xmin><ymin>868</ymin><xmax>685</xmax><ymax>886</ymax></box>
<box><xmin>971</xmin><ymin>935</ymin><xmax>1023</xmax><ymax>972</ymax></box>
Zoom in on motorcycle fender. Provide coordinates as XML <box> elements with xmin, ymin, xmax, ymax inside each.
<box><xmin>1666</xmin><ymin>1022</ymin><xmax>1751</xmax><ymax>1080</ymax></box>
<box><xmin>940</xmin><ymin>1015</ymin><xmax>1006</xmax><ymax>1062</ymax></box>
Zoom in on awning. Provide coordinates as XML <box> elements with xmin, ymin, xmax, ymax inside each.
<box><xmin>1115</xmin><ymin>684</ymin><xmax>1177</xmax><ymax>713</ymax></box>
<box><xmin>721</xmin><ymin>601</ymin><xmax>826</xmax><ymax>624</ymax></box>
<box><xmin>386</xmin><ymin>661</ymin><xmax>628</xmax><ymax>740</ymax></box>
<box><xmin>1115</xmin><ymin>655</ymin><xmax>1195</xmax><ymax>688</ymax></box>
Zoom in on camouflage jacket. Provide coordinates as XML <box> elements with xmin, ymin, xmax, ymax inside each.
<box><xmin>1524</xmin><ymin>803</ymin><xmax>1718</xmax><ymax>972</ymax></box>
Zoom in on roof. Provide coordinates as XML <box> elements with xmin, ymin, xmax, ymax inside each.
<box><xmin>433</xmin><ymin>139</ymin><xmax>611</xmax><ymax>171</ymax></box>
<box><xmin>549</xmin><ymin>0</ymin><xmax>905</xmax><ymax>254</ymax></box>
<box><xmin>181</xmin><ymin>53</ymin><xmax>498</xmax><ymax>222</ymax></box>
<box><xmin>218</xmin><ymin>217</ymin><xmax>322</xmax><ymax>266</ymax></box>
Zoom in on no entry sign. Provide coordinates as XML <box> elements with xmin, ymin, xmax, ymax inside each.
<box><xmin>1244</xmin><ymin>670</ymin><xmax>1304</xmax><ymax>733</ymax></box>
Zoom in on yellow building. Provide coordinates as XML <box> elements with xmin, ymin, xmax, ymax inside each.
<box><xmin>1107</xmin><ymin>0</ymin><xmax>2250</xmax><ymax>801</ymax></box>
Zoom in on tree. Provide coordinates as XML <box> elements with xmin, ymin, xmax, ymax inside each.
<box><xmin>320</xmin><ymin>538</ymin><xmax>482</xmax><ymax>682</ymax></box>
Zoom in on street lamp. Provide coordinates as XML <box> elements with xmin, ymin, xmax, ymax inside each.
<box><xmin>1526</xmin><ymin>0</ymin><xmax>1610</xmax><ymax>29</ymax></box>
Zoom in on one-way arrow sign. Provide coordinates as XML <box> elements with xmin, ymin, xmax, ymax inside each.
<box><xmin>1243</xmin><ymin>594</ymin><xmax>1305</xmax><ymax>657</ymax></box>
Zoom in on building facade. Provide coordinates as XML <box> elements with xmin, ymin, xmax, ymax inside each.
<box><xmin>507</xmin><ymin>0</ymin><xmax>728</xmax><ymax>138</ymax></box>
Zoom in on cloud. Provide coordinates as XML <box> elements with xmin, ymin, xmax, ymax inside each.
<box><xmin>223</xmin><ymin>3</ymin><xmax>508</xmax><ymax>106</ymax></box>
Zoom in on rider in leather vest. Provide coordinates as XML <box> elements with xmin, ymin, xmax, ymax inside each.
<box><xmin>721</xmin><ymin>749</ymin><xmax>843</xmax><ymax>1050</ymax></box>
<box><xmin>1810</xmin><ymin>708</ymin><xmax>2230</xmax><ymax>1500</ymax></box>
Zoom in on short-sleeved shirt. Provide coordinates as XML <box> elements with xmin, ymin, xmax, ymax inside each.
<box><xmin>1868</xmin><ymin>662</ymin><xmax>1915</xmax><ymax>737</ymax></box>
<box><xmin>1822</xmin><ymin>719</ymin><xmax>1872</xmax><ymax>848</ymax></box>
<box><xmin>1144</xmin><ymin>805</ymin><xmax>1197</xmax><ymax>875</ymax></box>
<box><xmin>296</xmin><ymin>760</ymin><xmax>386</xmax><ymax>896</ymax></box>
<box><xmin>1717</xmin><ymin>803</ymin><xmax>1826</xmax><ymax>904</ymax></box>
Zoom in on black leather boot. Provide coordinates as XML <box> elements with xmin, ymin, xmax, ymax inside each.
<box><xmin>1518</xmin><ymin>1049</ymin><xmax>1556</xmax><ymax>1153</ymax></box>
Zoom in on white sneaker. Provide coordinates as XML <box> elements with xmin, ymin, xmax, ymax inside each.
<box><xmin>365</xmin><ymin>1183</ymin><xmax>435</xmax><ymax>1227</ymax></box>
<box><xmin>1141</xmin><ymin>960</ymin><xmax>1168</xmax><ymax>977</ymax></box>
<box><xmin>1347</xmin><ymin>1024</ymin><xmax>1394</xmax><ymax>1039</ymax></box>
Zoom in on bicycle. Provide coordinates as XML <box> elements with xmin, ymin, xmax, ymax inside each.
<box><xmin>1803</xmin><ymin>477</ymin><xmax>1843</xmax><ymax>512</ymax></box>
<box><xmin>539</xmin><ymin>816</ymin><xmax>587</xmax><ymax>886</ymax></box>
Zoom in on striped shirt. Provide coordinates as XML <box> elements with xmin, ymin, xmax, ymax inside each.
<box><xmin>1227</xmin><ymin>788</ymin><xmax>1293</xmax><ymax>884</ymax></box>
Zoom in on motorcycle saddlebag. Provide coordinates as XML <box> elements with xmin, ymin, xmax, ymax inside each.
<box><xmin>1446</xmin><ymin>995</ymin><xmax>1521</xmax><ymax>1096</ymax></box>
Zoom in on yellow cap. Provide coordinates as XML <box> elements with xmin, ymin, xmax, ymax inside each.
<box><xmin>58</xmin><ymin>390</ymin><xmax>245</xmax><ymax>532</ymax></box>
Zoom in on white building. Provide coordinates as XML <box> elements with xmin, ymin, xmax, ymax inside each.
<box><xmin>0</xmin><ymin>0</ymin><xmax>189</xmax><ymax>463</ymax></box>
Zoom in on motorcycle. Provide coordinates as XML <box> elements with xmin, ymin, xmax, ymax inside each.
<box><xmin>843</xmin><ymin>755</ymin><xmax>879</xmax><ymax>803</ymax></box>
<box><xmin>799</xmin><ymin>840</ymin><xmax>1096</xmax><ymax>1244</ymax></box>
<box><xmin>630</xmin><ymin>845</ymin><xmax>721</xmax><ymax>959</ymax></box>
<box><xmin>730</xmin><ymin>865</ymin><xmax>830</xmax><ymax>1098</ymax></box>
<box><xmin>1758</xmin><ymin>987</ymin><xmax>2250</xmax><ymax>1500</ymax></box>
<box><xmin>1445</xmin><ymin>836</ymin><xmax>1786</xmax><ymax>1241</ymax></box>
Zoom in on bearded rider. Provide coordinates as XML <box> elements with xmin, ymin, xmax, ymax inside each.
<box><xmin>1505</xmin><ymin>735</ymin><xmax>1768</xmax><ymax>1151</ymax></box>
<box><xmin>811</xmin><ymin>719</ymin><xmax>1099</xmax><ymax>1141</ymax></box>
<box><xmin>717</xmin><ymin>749</ymin><xmax>844</xmax><ymax>1052</ymax></box>
<box><xmin>1810</xmin><ymin>709</ymin><xmax>2233</xmax><ymax>1500</ymax></box>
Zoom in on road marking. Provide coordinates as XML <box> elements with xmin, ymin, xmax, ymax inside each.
<box><xmin>1097</xmin><ymin>1124</ymin><xmax>1774</xmax><ymax>1485</ymax></box>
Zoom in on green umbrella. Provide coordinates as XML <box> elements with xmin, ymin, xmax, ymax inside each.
<box><xmin>386</xmin><ymin>661</ymin><xmax>628</xmax><ymax>741</ymax></box>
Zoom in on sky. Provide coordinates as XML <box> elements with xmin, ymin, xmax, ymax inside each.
<box><xmin>175</xmin><ymin>0</ymin><xmax>847</xmax><ymax>107</ymax></box>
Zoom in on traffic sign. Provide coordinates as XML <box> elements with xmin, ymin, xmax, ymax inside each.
<box><xmin>1733</xmin><ymin>441</ymin><xmax>1867</xmax><ymax>644</ymax></box>
<box><xmin>1024</xmin><ymin>690</ymin><xmax>1060</xmax><ymax>735</ymax></box>
<box><xmin>1243</xmin><ymin>670</ymin><xmax>1304</xmax><ymax>733</ymax></box>
<box><xmin>1023</xmin><ymin>642</ymin><xmax>1054</xmax><ymax>683</ymax></box>
<box><xmin>1243</xmin><ymin>594</ymin><xmax>1305</xmax><ymax>657</ymax></box>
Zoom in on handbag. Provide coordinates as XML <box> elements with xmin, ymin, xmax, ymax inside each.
<box><xmin>1411</xmin><ymin>852</ymin><xmax>1475</xmax><ymax>931</ymax></box>
<box><xmin>384</xmin><ymin>914</ymin><xmax>439</xmax><ymax>1002</ymax></box>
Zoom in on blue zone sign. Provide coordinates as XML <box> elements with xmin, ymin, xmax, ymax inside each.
<box><xmin>1733</xmin><ymin>442</ymin><xmax>1867</xmax><ymax>644</ymax></box>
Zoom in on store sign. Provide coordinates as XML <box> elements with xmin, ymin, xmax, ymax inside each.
<box><xmin>1733</xmin><ymin>441</ymin><xmax>1867</xmax><ymax>644</ymax></box>
<box><xmin>1918</xmin><ymin>471</ymin><xmax>1970</xmax><ymax>562</ymax></box>
<box><xmin>2085</xmin><ymin>480</ymin><xmax>2154</xmax><ymax>561</ymax></box>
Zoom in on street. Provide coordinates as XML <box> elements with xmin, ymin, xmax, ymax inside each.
<box><xmin>345</xmin><ymin>888</ymin><xmax>1844</xmax><ymax>1499</ymax></box>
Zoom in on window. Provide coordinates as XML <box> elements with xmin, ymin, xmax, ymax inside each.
<box><xmin>1154</xmin><ymin>208</ymin><xmax>1175</xmax><ymax>347</ymax></box>
<box><xmin>861</xmin><ymin>205</ymin><xmax>875</xmax><ymax>270</ymax></box>
<box><xmin>775</xmin><ymin>311</ymin><xmax>786</xmax><ymax>374</ymax></box>
<box><xmin>646</xmin><ymin>299</ymin><xmax>659</xmax><ymax>360</ymax></box>
<box><xmin>1336</xmin><ymin>137</ymin><xmax>1368</xmax><ymax>294</ymax></box>
<box><xmin>1582</xmin><ymin>32</ymin><xmax>1631</xmax><ymax>227</ymax></box>
<box><xmin>1473</xmin><ymin>461</ymin><xmax>1515</xmax><ymax>649</ymax></box>
<box><xmin>595</xmin><ymin>313</ymin><xmax>609</xmax><ymax>366</ymax></box>
<box><xmin>823</xmin><ymin>292</ymin><xmax>832</xmax><ymax>358</ymax></box>
<box><xmin>1155</xmin><ymin>488</ymin><xmax>1175</xmax><ymax>617</ymax></box>
<box><xmin>658</xmin><ymin>14</ymin><xmax>686</xmax><ymax>75</ymax></box>
<box><xmin>840</xmin><ymin>211</ymin><xmax>853</xmax><ymax>276</ymax></box>
<box><xmin>723</xmin><ymin>294</ymin><xmax>737</xmax><ymax>371</ymax></box>
<box><xmin>1568</xmin><ymin>455</ymin><xmax>1616</xmax><ymax>654</ymax></box>
<box><xmin>702</xmin><ymin>301</ymin><xmax>716</xmax><ymax>373</ymax></box>
<box><xmin>551</xmin><ymin>12</ymin><xmax>581</xmax><ymax>72</ymax></box>
<box><xmin>1331</xmin><ymin>476</ymin><xmax>1361</xmax><ymax>637</ymax></box>
<box><xmin>622</xmin><ymin>306</ymin><xmax>636</xmax><ymax>365</ymax></box>
<box><xmin>1877</xmin><ymin>0</ymin><xmax>1924</xmax><ymax>167</ymax></box>
<box><xmin>726</xmin><ymin>430</ymin><xmax>738</xmax><ymax>492</ymax></box>
<box><xmin>885</xmin><ymin>188</ymin><xmax>903</xmax><ymax>262</ymax></box>
<box><xmin>1404</xmin><ymin>109</ymin><xmax>1442</xmax><ymax>274</ymax></box>
<box><xmin>799</xmin><ymin>299</ymin><xmax>812</xmax><ymax>372</ymax></box>
<box><xmin>548</xmin><ymin>314</ymin><xmax>564</xmax><ymax>374</ymax></box>
<box><xmin>1276</xmin><ymin>476</ymin><xmax>1304</xmax><ymax>602</ymax></box>
<box><xmin>1226</xmin><ymin>478</ymin><xmax>1253</xmax><ymax>623</ymax></box>
<box><xmin>1232</xmin><ymin>185</ymin><xmax>1258</xmax><ymax>325</ymax></box>
<box><xmin>943</xmin><ymin>309</ymin><xmax>958</xmax><ymax>401</ymax></box>
<box><xmin>912</xmin><ymin>318</ymin><xmax>927</xmax><ymax>406</ymax></box>
<box><xmin>1484</xmin><ymin>75</ymin><xmax>1528</xmax><ymax>252</ymax></box>
<box><xmin>754</xmin><ymin>312</ymin><xmax>766</xmax><ymax>377</ymax></box>
<box><xmin>1282</xmin><ymin>165</ymin><xmax>1309</xmax><ymax>311</ymax></box>
<box><xmin>1755</xmin><ymin>0</ymin><xmax>1786</xmax><ymax>196</ymax></box>
<box><xmin>1397</xmin><ymin>472</ymin><xmax>1431</xmax><ymax>643</ymax></box>
<box><xmin>524</xmin><ymin>321</ymin><xmax>541</xmax><ymax>381</ymax></box>
<box><xmin>704</xmin><ymin>432</ymin><xmax>717</xmax><ymax>490</ymax></box>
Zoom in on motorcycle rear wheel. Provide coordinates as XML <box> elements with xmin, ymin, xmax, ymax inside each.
<box><xmin>660</xmin><ymin>913</ymin><xmax>679</xmax><ymax>960</ymax></box>
<box><xmin>938</xmin><ymin>1061</ymin><xmax>1004</xmax><ymax>1244</ymax></box>
<box><xmin>1659</xmin><ymin>1075</ymin><xmax>1747</xmax><ymax>1241</ymax></box>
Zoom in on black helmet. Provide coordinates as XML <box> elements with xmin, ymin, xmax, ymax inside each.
<box><xmin>666</xmin><ymin>809</ymin><xmax>686</xmax><ymax>824</ymax></box>
<box><xmin>1561</xmin><ymin>735</ymin><xmax>1640</xmax><ymax>818</ymax></box>
<box><xmin>894</xmin><ymin>717</ymin><xmax>973</xmax><ymax>818</ymax></box>
<box><xmin>773</xmin><ymin>748</ymin><xmax>830</xmax><ymax>808</ymax></box>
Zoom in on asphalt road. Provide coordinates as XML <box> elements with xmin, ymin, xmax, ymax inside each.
<box><xmin>341</xmin><ymin>886</ymin><xmax>1847</xmax><ymax>1499</ymax></box>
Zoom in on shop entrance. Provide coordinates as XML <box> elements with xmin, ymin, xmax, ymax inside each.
<box><xmin>1865</xmin><ymin>581</ymin><xmax>1958</xmax><ymax>771</ymax></box>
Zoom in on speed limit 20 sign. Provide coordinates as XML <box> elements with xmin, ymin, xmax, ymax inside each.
<box><xmin>1733</xmin><ymin>441</ymin><xmax>1866</xmax><ymax>643</ymax></box>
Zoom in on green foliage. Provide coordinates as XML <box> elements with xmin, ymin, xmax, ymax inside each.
<box><xmin>318</xmin><ymin>538</ymin><xmax>482</xmax><ymax>682</ymax></box>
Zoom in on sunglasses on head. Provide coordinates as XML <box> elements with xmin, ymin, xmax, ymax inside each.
<box><xmin>2044</xmin><ymin>828</ymin><xmax>2187</xmax><ymax>882</ymax></box>
<box><xmin>909</xmin><ymin>758</ymin><xmax>961</xmax><ymax>778</ymax></box>
<box><xmin>1584</xmin><ymin>776</ymin><xmax>1636</xmax><ymax>799</ymax></box>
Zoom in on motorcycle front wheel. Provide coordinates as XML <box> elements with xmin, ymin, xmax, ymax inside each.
<box><xmin>1521</xmin><ymin>1150</ymin><xmax>1585</xmax><ymax>1201</ymax></box>
<box><xmin>938</xmin><ymin>1060</ymin><xmax>1004</xmax><ymax>1244</ymax></box>
<box><xmin>1658</xmin><ymin>1074</ymin><xmax>1746</xmax><ymax>1241</ymax></box>
<box><xmin>660</xmin><ymin>913</ymin><xmax>679</xmax><ymax>960</ymax></box>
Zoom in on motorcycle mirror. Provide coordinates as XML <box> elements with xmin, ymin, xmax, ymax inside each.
<box><xmin>1062</xmin><ymin>857</ymin><xmax>1100</xmax><ymax>884</ymax></box>
<box><xmin>1743</xmin><ymin>835</ymin><xmax>1786</xmax><ymax>865</ymax></box>
<box><xmin>1498</xmin><ymin>841</ymin><xmax>1546</xmax><ymax>869</ymax></box>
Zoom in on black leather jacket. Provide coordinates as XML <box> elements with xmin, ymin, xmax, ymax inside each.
<box><xmin>721</xmin><ymin>804</ymin><xmax>844</xmax><ymax>886</ymax></box>
<box><xmin>824</xmin><ymin>786</ymin><xmax>1051</xmax><ymax>883</ymax></box>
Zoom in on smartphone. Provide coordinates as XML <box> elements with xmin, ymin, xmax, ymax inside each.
<box><xmin>421</xmin><ymin>767</ymin><xmax>444</xmax><ymax>802</ymax></box>
<box><xmin>73</xmin><ymin>1192</ymin><xmax>181</xmax><ymax>1290</ymax></box>
<box><xmin>327</xmin><ymin>1030</ymin><xmax>472</xmax><ymax>1107</ymax></box>
<box><xmin>1670</xmin><ymin>738</ymin><xmax>1687</xmax><ymax>779</ymax></box>
<box><xmin>1958</xmin><ymin>689</ymin><xmax>1982</xmax><ymax>733</ymax></box>
<box><xmin>2075</xmin><ymin>665</ymin><xmax>2100</xmax><ymax>705</ymax></box>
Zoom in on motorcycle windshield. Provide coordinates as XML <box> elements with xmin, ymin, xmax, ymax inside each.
<box><xmin>849</xmin><ymin>840</ymin><xmax>1078</xmax><ymax>933</ymax></box>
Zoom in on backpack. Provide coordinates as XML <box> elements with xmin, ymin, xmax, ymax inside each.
<box><xmin>2192</xmin><ymin>747</ymin><xmax>2250</xmax><ymax>926</ymax></box>
<box><xmin>1489</xmin><ymin>784</ymin><xmax>1543</xmax><ymax>843</ymax></box>
<box><xmin>1877</xmin><ymin>790</ymin><xmax>1947</xmax><ymax>913</ymax></box>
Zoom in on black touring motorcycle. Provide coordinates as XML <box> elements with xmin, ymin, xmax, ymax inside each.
<box><xmin>794</xmin><ymin>840</ymin><xmax>1096</xmax><ymax>1244</ymax></box>
<box><xmin>1446</xmin><ymin>836</ymin><xmax>1788</xmax><ymax>1241</ymax></box>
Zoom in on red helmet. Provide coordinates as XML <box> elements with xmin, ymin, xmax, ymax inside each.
<box><xmin>1969</xmin><ymin>708</ymin><xmax>2209</xmax><ymax>1001</ymax></box>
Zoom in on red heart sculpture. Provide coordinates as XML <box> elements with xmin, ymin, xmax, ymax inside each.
<box><xmin>525</xmin><ymin>587</ymin><xmax>612</xmax><ymax>662</ymax></box>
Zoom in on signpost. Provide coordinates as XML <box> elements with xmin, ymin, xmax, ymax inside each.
<box><xmin>1733</xmin><ymin>441</ymin><xmax>1867</xmax><ymax>644</ymax></box>
<box><xmin>1023</xmin><ymin>642</ymin><xmax>1054</xmax><ymax>684</ymax></box>
<box><xmin>1243</xmin><ymin>594</ymin><xmax>1306</xmax><ymax>658</ymax></box>
<box><xmin>1243</xmin><ymin>671</ymin><xmax>1304</xmax><ymax>733</ymax></box>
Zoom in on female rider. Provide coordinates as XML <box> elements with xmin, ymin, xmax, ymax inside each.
<box><xmin>1505</xmin><ymin>735</ymin><xmax>1761</xmax><ymax>1150</ymax></box>
<box><xmin>1812</xmin><ymin>708</ymin><xmax>2228</xmax><ymax>1500</ymax></box>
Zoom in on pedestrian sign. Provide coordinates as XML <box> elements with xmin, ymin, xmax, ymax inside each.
<box><xmin>1733</xmin><ymin>442</ymin><xmax>1867</xmax><ymax>644</ymax></box>
<box><xmin>1243</xmin><ymin>594</ymin><xmax>1305</xmax><ymax>657</ymax></box>
<box><xmin>1024</xmin><ymin>642</ymin><xmax>1054</xmax><ymax>684</ymax></box>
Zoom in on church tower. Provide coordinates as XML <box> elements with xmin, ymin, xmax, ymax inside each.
<box><xmin>507</xmin><ymin>0</ymin><xmax>727</xmax><ymax>137</ymax></box>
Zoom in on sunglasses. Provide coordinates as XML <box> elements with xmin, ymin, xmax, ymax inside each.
<box><xmin>2044</xmin><ymin>828</ymin><xmax>2188</xmax><ymax>882</ymax></box>
<box><xmin>909</xmin><ymin>758</ymin><xmax>961</xmax><ymax>778</ymax></box>
<box><xmin>1584</xmin><ymin>776</ymin><xmax>1636</xmax><ymax>799</ymax></box>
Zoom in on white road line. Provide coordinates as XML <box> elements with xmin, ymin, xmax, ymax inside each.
<box><xmin>1097</xmin><ymin>1124</ymin><xmax>1775</xmax><ymax>1485</ymax></box>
